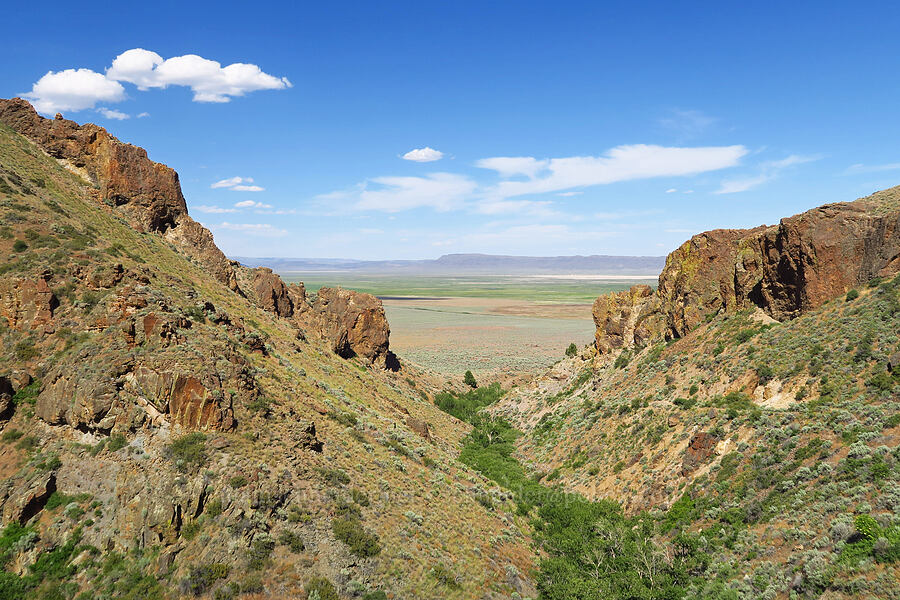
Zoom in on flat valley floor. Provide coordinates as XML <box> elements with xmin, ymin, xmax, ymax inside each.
<box><xmin>282</xmin><ymin>273</ymin><xmax>656</xmax><ymax>382</ymax></box>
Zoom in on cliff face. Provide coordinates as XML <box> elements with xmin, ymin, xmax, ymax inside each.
<box><xmin>594</xmin><ymin>187</ymin><xmax>900</xmax><ymax>352</ymax></box>
<box><xmin>0</xmin><ymin>97</ymin><xmax>394</xmax><ymax>366</ymax></box>
<box><xmin>0</xmin><ymin>98</ymin><xmax>186</xmax><ymax>233</ymax></box>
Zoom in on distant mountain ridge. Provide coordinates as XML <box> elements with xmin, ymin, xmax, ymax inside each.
<box><xmin>234</xmin><ymin>253</ymin><xmax>666</xmax><ymax>275</ymax></box>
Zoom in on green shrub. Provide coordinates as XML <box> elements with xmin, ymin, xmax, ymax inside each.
<box><xmin>106</xmin><ymin>435</ymin><xmax>128</xmax><ymax>452</ymax></box>
<box><xmin>304</xmin><ymin>577</ymin><xmax>339</xmax><ymax>600</ymax></box>
<box><xmin>166</xmin><ymin>433</ymin><xmax>207</xmax><ymax>472</ymax></box>
<box><xmin>463</xmin><ymin>370</ymin><xmax>477</xmax><ymax>388</ymax></box>
<box><xmin>12</xmin><ymin>239</ymin><xmax>27</xmax><ymax>252</ymax></box>
<box><xmin>846</xmin><ymin>289</ymin><xmax>860</xmax><ymax>301</ymax></box>
<box><xmin>279</xmin><ymin>530</ymin><xmax>305</xmax><ymax>552</ymax></box>
<box><xmin>205</xmin><ymin>499</ymin><xmax>223</xmax><ymax>517</ymax></box>
<box><xmin>674</xmin><ymin>397</ymin><xmax>696</xmax><ymax>410</ymax></box>
<box><xmin>430</xmin><ymin>562</ymin><xmax>461</xmax><ymax>588</ymax></box>
<box><xmin>181</xmin><ymin>563</ymin><xmax>229</xmax><ymax>596</ymax></box>
<box><xmin>317</xmin><ymin>467</ymin><xmax>350</xmax><ymax>486</ymax></box>
<box><xmin>565</xmin><ymin>343</ymin><xmax>578</xmax><ymax>357</ymax></box>
<box><xmin>247</xmin><ymin>536</ymin><xmax>275</xmax><ymax>569</ymax></box>
<box><xmin>228</xmin><ymin>475</ymin><xmax>248</xmax><ymax>488</ymax></box>
<box><xmin>332</xmin><ymin>516</ymin><xmax>381</xmax><ymax>557</ymax></box>
<box><xmin>434</xmin><ymin>382</ymin><xmax>503</xmax><ymax>423</ymax></box>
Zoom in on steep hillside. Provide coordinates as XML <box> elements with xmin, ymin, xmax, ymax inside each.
<box><xmin>492</xmin><ymin>190</ymin><xmax>900</xmax><ymax>598</ymax></box>
<box><xmin>0</xmin><ymin>103</ymin><xmax>535</xmax><ymax>599</ymax></box>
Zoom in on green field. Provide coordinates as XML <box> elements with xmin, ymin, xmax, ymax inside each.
<box><xmin>280</xmin><ymin>272</ymin><xmax>655</xmax><ymax>303</ymax></box>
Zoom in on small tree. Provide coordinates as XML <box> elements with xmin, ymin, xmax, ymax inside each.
<box><xmin>565</xmin><ymin>343</ymin><xmax>578</xmax><ymax>357</ymax></box>
<box><xmin>463</xmin><ymin>370</ymin><xmax>477</xmax><ymax>388</ymax></box>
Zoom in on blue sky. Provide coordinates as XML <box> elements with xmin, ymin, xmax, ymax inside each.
<box><xmin>4</xmin><ymin>1</ymin><xmax>900</xmax><ymax>259</ymax></box>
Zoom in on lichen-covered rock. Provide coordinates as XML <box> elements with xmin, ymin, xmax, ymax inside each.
<box><xmin>593</xmin><ymin>187</ymin><xmax>900</xmax><ymax>352</ymax></box>
<box><xmin>592</xmin><ymin>284</ymin><xmax>663</xmax><ymax>353</ymax></box>
<box><xmin>125</xmin><ymin>367</ymin><xmax>235</xmax><ymax>431</ymax></box>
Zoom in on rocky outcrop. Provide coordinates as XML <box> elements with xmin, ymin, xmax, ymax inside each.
<box><xmin>594</xmin><ymin>187</ymin><xmax>900</xmax><ymax>352</ymax></box>
<box><xmin>681</xmin><ymin>432</ymin><xmax>718</xmax><ymax>476</ymax></box>
<box><xmin>0</xmin><ymin>98</ymin><xmax>186</xmax><ymax>233</ymax></box>
<box><xmin>36</xmin><ymin>364</ymin><xmax>236</xmax><ymax>432</ymax></box>
<box><xmin>164</xmin><ymin>216</ymin><xmax>240</xmax><ymax>292</ymax></box>
<box><xmin>0</xmin><ymin>274</ymin><xmax>58</xmax><ymax>331</ymax></box>
<box><xmin>302</xmin><ymin>287</ymin><xmax>393</xmax><ymax>365</ymax></box>
<box><xmin>252</xmin><ymin>267</ymin><xmax>294</xmax><ymax>317</ymax></box>
<box><xmin>592</xmin><ymin>284</ymin><xmax>664</xmax><ymax>354</ymax></box>
<box><xmin>0</xmin><ymin>98</ymin><xmax>239</xmax><ymax>291</ymax></box>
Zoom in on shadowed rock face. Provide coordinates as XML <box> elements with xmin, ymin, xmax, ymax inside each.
<box><xmin>594</xmin><ymin>187</ymin><xmax>900</xmax><ymax>352</ymax></box>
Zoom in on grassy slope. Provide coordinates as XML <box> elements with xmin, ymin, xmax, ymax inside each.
<box><xmin>491</xmin><ymin>274</ymin><xmax>900</xmax><ymax>597</ymax></box>
<box><xmin>0</xmin><ymin>123</ymin><xmax>535</xmax><ymax>599</ymax></box>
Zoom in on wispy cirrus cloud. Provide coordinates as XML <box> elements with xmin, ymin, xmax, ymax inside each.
<box><xmin>211</xmin><ymin>177</ymin><xmax>265</xmax><ymax>192</ymax></box>
<box><xmin>842</xmin><ymin>162</ymin><xmax>900</xmax><ymax>175</ymax></box>
<box><xmin>480</xmin><ymin>144</ymin><xmax>748</xmax><ymax>199</ymax></box>
<box><xmin>351</xmin><ymin>173</ymin><xmax>477</xmax><ymax>212</ymax></box>
<box><xmin>22</xmin><ymin>48</ymin><xmax>291</xmax><ymax>115</ymax></box>
<box><xmin>659</xmin><ymin>109</ymin><xmax>718</xmax><ymax>139</ymax></box>
<box><xmin>211</xmin><ymin>222</ymin><xmax>287</xmax><ymax>236</ymax></box>
<box><xmin>715</xmin><ymin>154</ymin><xmax>820</xmax><ymax>194</ymax></box>
<box><xmin>321</xmin><ymin>144</ymin><xmax>748</xmax><ymax>215</ymax></box>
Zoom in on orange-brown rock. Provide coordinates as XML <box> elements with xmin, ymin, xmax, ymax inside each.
<box><xmin>304</xmin><ymin>287</ymin><xmax>391</xmax><ymax>364</ymax></box>
<box><xmin>252</xmin><ymin>267</ymin><xmax>294</xmax><ymax>317</ymax></box>
<box><xmin>593</xmin><ymin>187</ymin><xmax>900</xmax><ymax>352</ymax></box>
<box><xmin>0</xmin><ymin>276</ymin><xmax>58</xmax><ymax>330</ymax></box>
<box><xmin>681</xmin><ymin>432</ymin><xmax>718</xmax><ymax>475</ymax></box>
<box><xmin>125</xmin><ymin>367</ymin><xmax>235</xmax><ymax>431</ymax></box>
<box><xmin>592</xmin><ymin>284</ymin><xmax>663</xmax><ymax>353</ymax></box>
<box><xmin>164</xmin><ymin>217</ymin><xmax>240</xmax><ymax>292</ymax></box>
<box><xmin>0</xmin><ymin>97</ymin><xmax>186</xmax><ymax>232</ymax></box>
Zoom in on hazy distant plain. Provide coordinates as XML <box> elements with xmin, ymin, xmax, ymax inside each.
<box><xmin>281</xmin><ymin>272</ymin><xmax>656</xmax><ymax>380</ymax></box>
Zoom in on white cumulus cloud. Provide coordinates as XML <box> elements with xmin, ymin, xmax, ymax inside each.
<box><xmin>106</xmin><ymin>48</ymin><xmax>292</xmax><ymax>103</ymax></box>
<box><xmin>401</xmin><ymin>147</ymin><xmax>444</xmax><ymax>162</ymax></box>
<box><xmin>97</xmin><ymin>107</ymin><xmax>130</xmax><ymax>120</ymax></box>
<box><xmin>23</xmin><ymin>68</ymin><xmax>125</xmax><ymax>114</ymax></box>
<box><xmin>21</xmin><ymin>49</ymin><xmax>290</xmax><ymax>116</ymax></box>
<box><xmin>234</xmin><ymin>200</ymin><xmax>272</xmax><ymax>208</ymax></box>
<box><xmin>194</xmin><ymin>204</ymin><xmax>237</xmax><ymax>214</ymax></box>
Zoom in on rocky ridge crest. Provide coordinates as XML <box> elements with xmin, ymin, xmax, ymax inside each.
<box><xmin>594</xmin><ymin>187</ymin><xmax>900</xmax><ymax>353</ymax></box>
